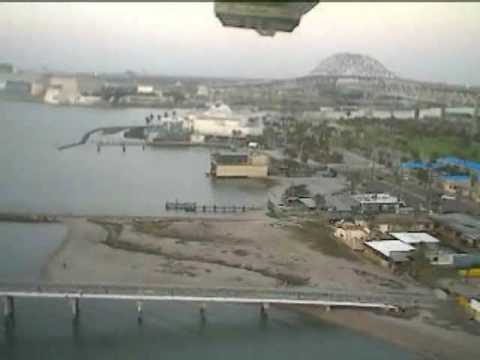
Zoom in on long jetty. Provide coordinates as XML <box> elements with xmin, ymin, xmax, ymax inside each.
<box><xmin>1</xmin><ymin>282</ymin><xmax>432</xmax><ymax>324</ymax></box>
<box><xmin>165</xmin><ymin>201</ymin><xmax>263</xmax><ymax>213</ymax></box>
<box><xmin>57</xmin><ymin>126</ymin><xmax>144</xmax><ymax>150</ymax></box>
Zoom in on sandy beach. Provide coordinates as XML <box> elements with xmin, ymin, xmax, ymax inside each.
<box><xmin>295</xmin><ymin>306</ymin><xmax>480</xmax><ymax>360</ymax></box>
<box><xmin>44</xmin><ymin>214</ymin><xmax>421</xmax><ymax>292</ymax></box>
<box><xmin>40</xmin><ymin>213</ymin><xmax>480</xmax><ymax>359</ymax></box>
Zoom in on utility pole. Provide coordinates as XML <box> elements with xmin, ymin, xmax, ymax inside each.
<box><xmin>426</xmin><ymin>162</ymin><xmax>434</xmax><ymax>214</ymax></box>
<box><xmin>370</xmin><ymin>148</ymin><xmax>376</xmax><ymax>181</ymax></box>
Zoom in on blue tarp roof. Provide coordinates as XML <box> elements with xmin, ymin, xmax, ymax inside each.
<box><xmin>436</xmin><ymin>156</ymin><xmax>480</xmax><ymax>173</ymax></box>
<box><xmin>439</xmin><ymin>175</ymin><xmax>470</xmax><ymax>182</ymax></box>
<box><xmin>400</xmin><ymin>161</ymin><xmax>431</xmax><ymax>169</ymax></box>
<box><xmin>401</xmin><ymin>156</ymin><xmax>480</xmax><ymax>173</ymax></box>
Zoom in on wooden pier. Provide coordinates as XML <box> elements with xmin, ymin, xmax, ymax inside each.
<box><xmin>0</xmin><ymin>282</ymin><xmax>433</xmax><ymax>326</ymax></box>
<box><xmin>165</xmin><ymin>201</ymin><xmax>262</xmax><ymax>213</ymax></box>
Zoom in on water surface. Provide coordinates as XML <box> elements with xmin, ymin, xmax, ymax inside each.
<box><xmin>0</xmin><ymin>100</ymin><xmax>415</xmax><ymax>360</ymax></box>
<box><xmin>0</xmin><ymin>100</ymin><xmax>270</xmax><ymax>215</ymax></box>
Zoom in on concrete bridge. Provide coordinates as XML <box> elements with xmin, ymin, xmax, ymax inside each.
<box><xmin>1</xmin><ymin>282</ymin><xmax>432</xmax><ymax>324</ymax></box>
<box><xmin>226</xmin><ymin>74</ymin><xmax>480</xmax><ymax>109</ymax></box>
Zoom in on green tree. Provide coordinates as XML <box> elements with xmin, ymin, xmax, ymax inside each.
<box><xmin>430</xmin><ymin>151</ymin><xmax>440</xmax><ymax>162</ymax></box>
<box><xmin>470</xmin><ymin>172</ymin><xmax>478</xmax><ymax>198</ymax></box>
<box><xmin>410</xmin><ymin>148</ymin><xmax>421</xmax><ymax>161</ymax></box>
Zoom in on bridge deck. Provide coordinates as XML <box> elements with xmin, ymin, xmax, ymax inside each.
<box><xmin>0</xmin><ymin>283</ymin><xmax>432</xmax><ymax>310</ymax></box>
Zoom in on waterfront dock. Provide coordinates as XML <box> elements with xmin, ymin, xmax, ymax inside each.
<box><xmin>165</xmin><ymin>201</ymin><xmax>262</xmax><ymax>213</ymax></box>
<box><xmin>1</xmin><ymin>282</ymin><xmax>431</xmax><ymax>324</ymax></box>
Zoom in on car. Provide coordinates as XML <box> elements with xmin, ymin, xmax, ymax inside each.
<box><xmin>440</xmin><ymin>194</ymin><xmax>456</xmax><ymax>201</ymax></box>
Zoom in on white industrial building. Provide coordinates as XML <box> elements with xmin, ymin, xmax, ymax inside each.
<box><xmin>44</xmin><ymin>76</ymin><xmax>80</xmax><ymax>104</ymax></box>
<box><xmin>137</xmin><ymin>85</ymin><xmax>155</xmax><ymax>94</ymax></box>
<box><xmin>196</xmin><ymin>85</ymin><xmax>209</xmax><ymax>97</ymax></box>
<box><xmin>364</xmin><ymin>240</ymin><xmax>415</xmax><ymax>265</ymax></box>
<box><xmin>188</xmin><ymin>103</ymin><xmax>263</xmax><ymax>139</ymax></box>
<box><xmin>352</xmin><ymin>193</ymin><xmax>404</xmax><ymax>214</ymax></box>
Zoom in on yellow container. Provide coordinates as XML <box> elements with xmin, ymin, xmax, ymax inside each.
<box><xmin>456</xmin><ymin>295</ymin><xmax>469</xmax><ymax>307</ymax></box>
<box><xmin>458</xmin><ymin>268</ymin><xmax>480</xmax><ymax>277</ymax></box>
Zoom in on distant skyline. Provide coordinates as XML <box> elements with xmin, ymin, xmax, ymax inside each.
<box><xmin>1</xmin><ymin>2</ymin><xmax>479</xmax><ymax>85</ymax></box>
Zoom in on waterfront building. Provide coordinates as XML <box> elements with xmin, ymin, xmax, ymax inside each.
<box><xmin>30</xmin><ymin>80</ymin><xmax>48</xmax><ymax>97</ymax></box>
<box><xmin>0</xmin><ymin>63</ymin><xmax>15</xmax><ymax>73</ymax></box>
<box><xmin>44</xmin><ymin>76</ymin><xmax>80</xmax><ymax>104</ymax></box>
<box><xmin>188</xmin><ymin>103</ymin><xmax>263</xmax><ymax>139</ymax></box>
<box><xmin>210</xmin><ymin>151</ymin><xmax>269</xmax><ymax>178</ymax></box>
<box><xmin>43</xmin><ymin>86</ymin><xmax>62</xmax><ymax>104</ymax></box>
<box><xmin>4</xmin><ymin>80</ymin><xmax>31</xmax><ymax>96</ymax></box>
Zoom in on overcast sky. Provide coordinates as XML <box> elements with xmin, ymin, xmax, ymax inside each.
<box><xmin>1</xmin><ymin>2</ymin><xmax>479</xmax><ymax>85</ymax></box>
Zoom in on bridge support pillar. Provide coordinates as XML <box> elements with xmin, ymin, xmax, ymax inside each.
<box><xmin>199</xmin><ymin>302</ymin><xmax>207</xmax><ymax>322</ymax></box>
<box><xmin>70</xmin><ymin>298</ymin><xmax>79</xmax><ymax>320</ymax></box>
<box><xmin>3</xmin><ymin>296</ymin><xmax>14</xmax><ymax>318</ymax></box>
<box><xmin>260</xmin><ymin>302</ymin><xmax>269</xmax><ymax>318</ymax></box>
<box><xmin>136</xmin><ymin>301</ymin><xmax>143</xmax><ymax>324</ymax></box>
<box><xmin>441</xmin><ymin>106</ymin><xmax>446</xmax><ymax>120</ymax></box>
<box><xmin>325</xmin><ymin>305</ymin><xmax>331</xmax><ymax>312</ymax></box>
<box><xmin>414</xmin><ymin>108</ymin><xmax>420</xmax><ymax>120</ymax></box>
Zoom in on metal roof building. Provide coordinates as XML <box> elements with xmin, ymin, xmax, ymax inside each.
<box><xmin>390</xmin><ymin>232</ymin><xmax>440</xmax><ymax>246</ymax></box>
<box><xmin>431</xmin><ymin>213</ymin><xmax>480</xmax><ymax>247</ymax></box>
<box><xmin>364</xmin><ymin>240</ymin><xmax>415</xmax><ymax>263</ymax></box>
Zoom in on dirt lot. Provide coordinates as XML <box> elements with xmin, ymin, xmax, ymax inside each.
<box><xmin>44</xmin><ymin>214</ymin><xmax>422</xmax><ymax>295</ymax></box>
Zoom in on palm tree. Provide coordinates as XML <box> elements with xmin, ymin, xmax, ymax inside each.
<box><xmin>469</xmin><ymin>172</ymin><xmax>478</xmax><ymax>199</ymax></box>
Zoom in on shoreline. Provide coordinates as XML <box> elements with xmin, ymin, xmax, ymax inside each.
<box><xmin>287</xmin><ymin>305</ymin><xmax>480</xmax><ymax>360</ymax></box>
<box><xmin>15</xmin><ymin>214</ymin><xmax>479</xmax><ymax>359</ymax></box>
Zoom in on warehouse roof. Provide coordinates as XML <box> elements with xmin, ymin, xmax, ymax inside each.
<box><xmin>365</xmin><ymin>240</ymin><xmax>415</xmax><ymax>257</ymax></box>
<box><xmin>390</xmin><ymin>232</ymin><xmax>440</xmax><ymax>245</ymax></box>
<box><xmin>352</xmin><ymin>193</ymin><xmax>399</xmax><ymax>204</ymax></box>
<box><xmin>430</xmin><ymin>213</ymin><xmax>480</xmax><ymax>242</ymax></box>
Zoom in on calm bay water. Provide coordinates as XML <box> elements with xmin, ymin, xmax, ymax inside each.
<box><xmin>0</xmin><ymin>100</ymin><xmax>270</xmax><ymax>216</ymax></box>
<box><xmin>0</xmin><ymin>100</ymin><xmax>414</xmax><ymax>359</ymax></box>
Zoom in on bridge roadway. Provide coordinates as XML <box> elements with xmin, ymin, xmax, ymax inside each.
<box><xmin>1</xmin><ymin>282</ymin><xmax>434</xmax><ymax>321</ymax></box>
